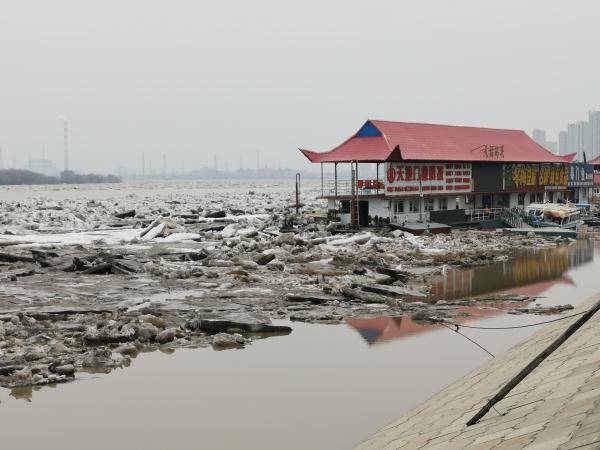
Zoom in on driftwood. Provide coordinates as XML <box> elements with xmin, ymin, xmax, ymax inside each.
<box><xmin>186</xmin><ymin>319</ymin><xmax>292</xmax><ymax>334</ymax></box>
<box><xmin>285</xmin><ymin>293</ymin><xmax>339</xmax><ymax>304</ymax></box>
<box><xmin>84</xmin><ymin>333</ymin><xmax>135</xmax><ymax>345</ymax></box>
<box><xmin>357</xmin><ymin>283</ymin><xmax>426</xmax><ymax>298</ymax></box>
<box><xmin>114</xmin><ymin>209</ymin><xmax>136</xmax><ymax>219</ymax></box>
<box><xmin>255</xmin><ymin>254</ymin><xmax>275</xmax><ymax>265</ymax></box>
<box><xmin>64</xmin><ymin>256</ymin><xmax>137</xmax><ymax>275</ymax></box>
<box><xmin>0</xmin><ymin>253</ymin><xmax>36</xmax><ymax>263</ymax></box>
<box><xmin>0</xmin><ymin>365</ymin><xmax>24</xmax><ymax>376</ymax></box>
<box><xmin>375</xmin><ymin>266</ymin><xmax>410</xmax><ymax>283</ymax></box>
<box><xmin>204</xmin><ymin>210</ymin><xmax>227</xmax><ymax>219</ymax></box>
<box><xmin>340</xmin><ymin>287</ymin><xmax>388</xmax><ymax>304</ymax></box>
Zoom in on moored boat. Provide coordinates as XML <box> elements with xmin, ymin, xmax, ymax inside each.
<box><xmin>525</xmin><ymin>203</ymin><xmax>583</xmax><ymax>229</ymax></box>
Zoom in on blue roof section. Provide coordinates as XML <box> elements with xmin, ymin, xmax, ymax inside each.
<box><xmin>355</xmin><ymin>121</ymin><xmax>382</xmax><ymax>137</ymax></box>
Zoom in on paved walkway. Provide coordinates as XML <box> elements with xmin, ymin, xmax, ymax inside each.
<box><xmin>356</xmin><ymin>294</ymin><xmax>600</xmax><ymax>449</ymax></box>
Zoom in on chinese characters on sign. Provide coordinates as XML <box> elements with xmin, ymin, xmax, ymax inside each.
<box><xmin>503</xmin><ymin>164</ymin><xmax>568</xmax><ymax>190</ymax></box>
<box><xmin>385</xmin><ymin>163</ymin><xmax>472</xmax><ymax>195</ymax></box>
<box><xmin>480</xmin><ymin>145</ymin><xmax>505</xmax><ymax>160</ymax></box>
<box><xmin>568</xmin><ymin>163</ymin><xmax>594</xmax><ymax>187</ymax></box>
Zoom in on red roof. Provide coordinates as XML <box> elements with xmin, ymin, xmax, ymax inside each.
<box><xmin>588</xmin><ymin>155</ymin><xmax>600</xmax><ymax>166</ymax></box>
<box><xmin>300</xmin><ymin>120</ymin><xmax>566</xmax><ymax>163</ymax></box>
<box><xmin>558</xmin><ymin>152</ymin><xmax>577</xmax><ymax>163</ymax></box>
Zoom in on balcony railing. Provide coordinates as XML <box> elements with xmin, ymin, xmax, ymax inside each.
<box><xmin>324</xmin><ymin>179</ymin><xmax>384</xmax><ymax>197</ymax></box>
<box><xmin>465</xmin><ymin>207</ymin><xmax>503</xmax><ymax>222</ymax></box>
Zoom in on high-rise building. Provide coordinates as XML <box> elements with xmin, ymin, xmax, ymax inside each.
<box><xmin>558</xmin><ymin>131</ymin><xmax>568</xmax><ymax>155</ymax></box>
<box><xmin>531</xmin><ymin>129</ymin><xmax>546</xmax><ymax>146</ymax></box>
<box><xmin>567</xmin><ymin>122</ymin><xmax>588</xmax><ymax>161</ymax></box>
<box><xmin>545</xmin><ymin>141</ymin><xmax>557</xmax><ymax>153</ymax></box>
<box><xmin>589</xmin><ymin>110</ymin><xmax>600</xmax><ymax>160</ymax></box>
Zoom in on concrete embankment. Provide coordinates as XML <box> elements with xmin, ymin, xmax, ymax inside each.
<box><xmin>356</xmin><ymin>294</ymin><xmax>600</xmax><ymax>449</ymax></box>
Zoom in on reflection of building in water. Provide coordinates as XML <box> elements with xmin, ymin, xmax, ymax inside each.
<box><xmin>349</xmin><ymin>241</ymin><xmax>596</xmax><ymax>346</ymax></box>
<box><xmin>348</xmin><ymin>301</ymin><xmax>530</xmax><ymax>345</ymax></box>
<box><xmin>425</xmin><ymin>240</ymin><xmax>593</xmax><ymax>302</ymax></box>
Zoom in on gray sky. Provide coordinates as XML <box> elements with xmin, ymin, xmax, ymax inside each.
<box><xmin>1</xmin><ymin>0</ymin><xmax>599</xmax><ymax>174</ymax></box>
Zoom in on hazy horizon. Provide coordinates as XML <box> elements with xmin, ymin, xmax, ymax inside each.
<box><xmin>1</xmin><ymin>0</ymin><xmax>599</xmax><ymax>174</ymax></box>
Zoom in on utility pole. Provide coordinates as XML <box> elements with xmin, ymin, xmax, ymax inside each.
<box><xmin>142</xmin><ymin>153</ymin><xmax>145</xmax><ymax>177</ymax></box>
<box><xmin>0</xmin><ymin>146</ymin><xmax>3</xmax><ymax>170</ymax></box>
<box><xmin>162</xmin><ymin>154</ymin><xmax>166</xmax><ymax>178</ymax></box>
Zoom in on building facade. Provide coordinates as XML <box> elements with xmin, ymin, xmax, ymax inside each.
<box><xmin>300</xmin><ymin>120</ymin><xmax>593</xmax><ymax>226</ymax></box>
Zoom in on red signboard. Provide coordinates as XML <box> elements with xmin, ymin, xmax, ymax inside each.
<box><xmin>384</xmin><ymin>163</ymin><xmax>472</xmax><ymax>195</ymax></box>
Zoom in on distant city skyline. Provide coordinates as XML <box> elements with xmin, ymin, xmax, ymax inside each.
<box><xmin>531</xmin><ymin>109</ymin><xmax>600</xmax><ymax>161</ymax></box>
<box><xmin>2</xmin><ymin>1</ymin><xmax>600</xmax><ymax>174</ymax></box>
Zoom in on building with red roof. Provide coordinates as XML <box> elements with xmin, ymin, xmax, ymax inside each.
<box><xmin>300</xmin><ymin>120</ymin><xmax>593</xmax><ymax>227</ymax></box>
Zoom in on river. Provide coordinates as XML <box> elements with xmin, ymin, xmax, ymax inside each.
<box><xmin>1</xmin><ymin>235</ymin><xmax>598</xmax><ymax>449</ymax></box>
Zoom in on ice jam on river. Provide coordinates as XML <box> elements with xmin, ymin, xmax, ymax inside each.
<box><xmin>1</xmin><ymin>181</ymin><xmax>600</xmax><ymax>449</ymax></box>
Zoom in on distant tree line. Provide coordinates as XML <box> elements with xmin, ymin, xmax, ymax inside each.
<box><xmin>0</xmin><ymin>169</ymin><xmax>122</xmax><ymax>185</ymax></box>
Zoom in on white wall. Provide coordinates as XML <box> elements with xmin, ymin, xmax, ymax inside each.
<box><xmin>367</xmin><ymin>199</ymin><xmax>390</xmax><ymax>219</ymax></box>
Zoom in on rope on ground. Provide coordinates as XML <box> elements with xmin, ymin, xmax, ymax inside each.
<box><xmin>440</xmin><ymin>323</ymin><xmax>495</xmax><ymax>358</ymax></box>
<box><xmin>450</xmin><ymin>310</ymin><xmax>587</xmax><ymax>331</ymax></box>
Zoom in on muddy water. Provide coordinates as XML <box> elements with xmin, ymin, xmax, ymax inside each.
<box><xmin>1</xmin><ymin>240</ymin><xmax>600</xmax><ymax>450</ymax></box>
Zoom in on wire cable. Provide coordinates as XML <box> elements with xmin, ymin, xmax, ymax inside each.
<box><xmin>440</xmin><ymin>322</ymin><xmax>495</xmax><ymax>358</ymax></box>
<box><xmin>449</xmin><ymin>310</ymin><xmax>587</xmax><ymax>331</ymax></box>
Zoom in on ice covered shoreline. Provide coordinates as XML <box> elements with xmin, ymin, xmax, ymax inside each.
<box><xmin>0</xmin><ymin>182</ymin><xmax>569</xmax><ymax>389</ymax></box>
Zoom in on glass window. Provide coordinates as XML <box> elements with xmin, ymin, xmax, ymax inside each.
<box><xmin>439</xmin><ymin>198</ymin><xmax>448</xmax><ymax>210</ymax></box>
<box><xmin>393</xmin><ymin>200</ymin><xmax>404</xmax><ymax>213</ymax></box>
<box><xmin>409</xmin><ymin>199</ymin><xmax>419</xmax><ymax>213</ymax></box>
<box><xmin>518</xmin><ymin>193</ymin><xmax>525</xmax><ymax>206</ymax></box>
<box><xmin>424</xmin><ymin>198</ymin><xmax>434</xmax><ymax>211</ymax></box>
<box><xmin>497</xmin><ymin>194</ymin><xmax>509</xmax><ymax>208</ymax></box>
<box><xmin>529</xmin><ymin>193</ymin><xmax>536</xmax><ymax>204</ymax></box>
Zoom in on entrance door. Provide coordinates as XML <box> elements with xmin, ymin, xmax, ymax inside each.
<box><xmin>482</xmin><ymin>194</ymin><xmax>493</xmax><ymax>209</ymax></box>
<box><xmin>358</xmin><ymin>201</ymin><xmax>369</xmax><ymax>226</ymax></box>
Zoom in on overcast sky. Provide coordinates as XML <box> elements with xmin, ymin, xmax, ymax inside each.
<box><xmin>1</xmin><ymin>0</ymin><xmax>599</xmax><ymax>174</ymax></box>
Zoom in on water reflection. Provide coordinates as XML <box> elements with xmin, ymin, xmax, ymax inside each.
<box><xmin>348</xmin><ymin>240</ymin><xmax>596</xmax><ymax>345</ymax></box>
<box><xmin>427</xmin><ymin>239</ymin><xmax>594</xmax><ymax>302</ymax></box>
<box><xmin>347</xmin><ymin>302</ymin><xmax>531</xmax><ymax>346</ymax></box>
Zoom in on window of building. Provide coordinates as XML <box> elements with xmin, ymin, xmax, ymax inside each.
<box><xmin>408</xmin><ymin>199</ymin><xmax>419</xmax><ymax>213</ymax></box>
<box><xmin>424</xmin><ymin>198</ymin><xmax>434</xmax><ymax>211</ymax></box>
<box><xmin>393</xmin><ymin>200</ymin><xmax>404</xmax><ymax>214</ymax></box>
<box><xmin>439</xmin><ymin>198</ymin><xmax>448</xmax><ymax>210</ymax></box>
<box><xmin>536</xmin><ymin>192</ymin><xmax>544</xmax><ymax>202</ymax></box>
<box><xmin>518</xmin><ymin>193</ymin><xmax>525</xmax><ymax>206</ymax></box>
<box><xmin>529</xmin><ymin>193</ymin><xmax>536</xmax><ymax>204</ymax></box>
<box><xmin>497</xmin><ymin>194</ymin><xmax>509</xmax><ymax>208</ymax></box>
